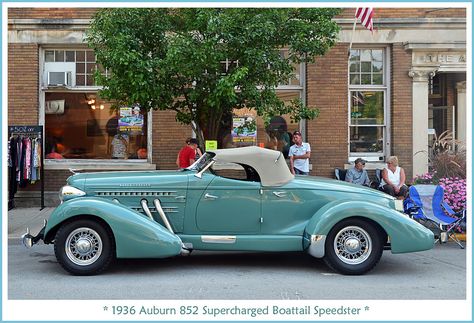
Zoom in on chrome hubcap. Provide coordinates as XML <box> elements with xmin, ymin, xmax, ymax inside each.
<box><xmin>65</xmin><ymin>227</ymin><xmax>103</xmax><ymax>266</ymax></box>
<box><xmin>333</xmin><ymin>226</ymin><xmax>372</xmax><ymax>265</ymax></box>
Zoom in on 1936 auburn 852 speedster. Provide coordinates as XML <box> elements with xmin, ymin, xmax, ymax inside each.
<box><xmin>23</xmin><ymin>146</ymin><xmax>434</xmax><ymax>275</ymax></box>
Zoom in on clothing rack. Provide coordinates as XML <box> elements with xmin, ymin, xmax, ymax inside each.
<box><xmin>8</xmin><ymin>125</ymin><xmax>45</xmax><ymax>210</ymax></box>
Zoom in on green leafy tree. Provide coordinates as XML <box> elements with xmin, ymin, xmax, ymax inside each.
<box><xmin>87</xmin><ymin>8</ymin><xmax>341</xmax><ymax>146</ymax></box>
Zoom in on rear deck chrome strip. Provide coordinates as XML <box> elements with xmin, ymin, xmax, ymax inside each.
<box><xmin>201</xmin><ymin>235</ymin><xmax>236</xmax><ymax>244</ymax></box>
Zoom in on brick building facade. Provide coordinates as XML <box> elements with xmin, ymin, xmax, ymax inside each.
<box><xmin>7</xmin><ymin>7</ymin><xmax>467</xmax><ymax>206</ymax></box>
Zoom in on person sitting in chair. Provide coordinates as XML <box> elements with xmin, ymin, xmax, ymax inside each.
<box><xmin>345</xmin><ymin>158</ymin><xmax>370</xmax><ymax>186</ymax></box>
<box><xmin>380</xmin><ymin>156</ymin><xmax>408</xmax><ymax>199</ymax></box>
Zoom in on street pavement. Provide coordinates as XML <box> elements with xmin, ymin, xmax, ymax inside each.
<box><xmin>6</xmin><ymin>208</ymin><xmax>468</xmax><ymax>300</ymax></box>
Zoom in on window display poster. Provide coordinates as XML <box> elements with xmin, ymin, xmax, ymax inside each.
<box><xmin>232</xmin><ymin>117</ymin><xmax>256</xmax><ymax>147</ymax></box>
<box><xmin>205</xmin><ymin>140</ymin><xmax>218</xmax><ymax>151</ymax></box>
<box><xmin>119</xmin><ymin>106</ymin><xmax>144</xmax><ymax>134</ymax></box>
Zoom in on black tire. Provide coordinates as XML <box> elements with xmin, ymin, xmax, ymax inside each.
<box><xmin>323</xmin><ymin>218</ymin><xmax>383</xmax><ymax>275</ymax></box>
<box><xmin>54</xmin><ymin>219</ymin><xmax>115</xmax><ymax>275</ymax></box>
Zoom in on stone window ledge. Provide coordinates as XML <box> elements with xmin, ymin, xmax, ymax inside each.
<box><xmin>45</xmin><ymin>160</ymin><xmax>156</xmax><ymax>171</ymax></box>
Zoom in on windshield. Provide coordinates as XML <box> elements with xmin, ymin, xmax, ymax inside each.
<box><xmin>187</xmin><ymin>151</ymin><xmax>216</xmax><ymax>173</ymax></box>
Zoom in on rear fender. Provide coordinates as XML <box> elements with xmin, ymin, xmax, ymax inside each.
<box><xmin>44</xmin><ymin>197</ymin><xmax>182</xmax><ymax>258</ymax></box>
<box><xmin>304</xmin><ymin>200</ymin><xmax>434</xmax><ymax>254</ymax></box>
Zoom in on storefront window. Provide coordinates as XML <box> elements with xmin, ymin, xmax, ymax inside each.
<box><xmin>44</xmin><ymin>92</ymin><xmax>148</xmax><ymax>160</ymax></box>
<box><xmin>221</xmin><ymin>91</ymin><xmax>301</xmax><ymax>158</ymax></box>
<box><xmin>348</xmin><ymin>48</ymin><xmax>388</xmax><ymax>161</ymax></box>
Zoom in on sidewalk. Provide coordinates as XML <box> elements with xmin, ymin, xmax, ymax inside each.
<box><xmin>7</xmin><ymin>207</ymin><xmax>54</xmax><ymax>239</ymax></box>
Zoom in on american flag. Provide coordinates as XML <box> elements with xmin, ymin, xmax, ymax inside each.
<box><xmin>355</xmin><ymin>8</ymin><xmax>374</xmax><ymax>32</ymax></box>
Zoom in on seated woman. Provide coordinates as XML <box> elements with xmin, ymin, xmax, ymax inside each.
<box><xmin>380</xmin><ymin>156</ymin><xmax>408</xmax><ymax>199</ymax></box>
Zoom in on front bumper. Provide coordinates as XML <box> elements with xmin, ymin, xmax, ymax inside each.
<box><xmin>21</xmin><ymin>220</ymin><xmax>47</xmax><ymax>248</ymax></box>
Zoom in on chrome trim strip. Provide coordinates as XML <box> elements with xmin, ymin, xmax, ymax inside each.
<box><xmin>307</xmin><ymin>234</ymin><xmax>326</xmax><ymax>258</ymax></box>
<box><xmin>96</xmin><ymin>191</ymin><xmax>178</xmax><ymax>197</ymax></box>
<box><xmin>201</xmin><ymin>235</ymin><xmax>236</xmax><ymax>244</ymax></box>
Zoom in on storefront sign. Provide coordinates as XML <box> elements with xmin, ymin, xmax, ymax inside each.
<box><xmin>119</xmin><ymin>106</ymin><xmax>144</xmax><ymax>134</ymax></box>
<box><xmin>414</xmin><ymin>52</ymin><xmax>466</xmax><ymax>65</ymax></box>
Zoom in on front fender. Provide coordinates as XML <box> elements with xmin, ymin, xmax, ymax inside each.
<box><xmin>44</xmin><ymin>197</ymin><xmax>182</xmax><ymax>259</ymax></box>
<box><xmin>304</xmin><ymin>200</ymin><xmax>434</xmax><ymax>254</ymax></box>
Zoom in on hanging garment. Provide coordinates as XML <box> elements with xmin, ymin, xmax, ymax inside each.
<box><xmin>24</xmin><ymin>137</ymin><xmax>31</xmax><ymax>180</ymax></box>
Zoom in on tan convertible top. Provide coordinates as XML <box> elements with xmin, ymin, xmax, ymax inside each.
<box><xmin>211</xmin><ymin>146</ymin><xmax>294</xmax><ymax>187</ymax></box>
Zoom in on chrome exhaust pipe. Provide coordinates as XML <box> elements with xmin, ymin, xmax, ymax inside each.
<box><xmin>152</xmin><ymin>199</ymin><xmax>191</xmax><ymax>255</ymax></box>
<box><xmin>153</xmin><ymin>199</ymin><xmax>174</xmax><ymax>234</ymax></box>
<box><xmin>140</xmin><ymin>199</ymin><xmax>154</xmax><ymax>221</ymax></box>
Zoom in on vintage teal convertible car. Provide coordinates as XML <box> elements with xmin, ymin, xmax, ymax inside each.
<box><xmin>23</xmin><ymin>146</ymin><xmax>434</xmax><ymax>275</ymax></box>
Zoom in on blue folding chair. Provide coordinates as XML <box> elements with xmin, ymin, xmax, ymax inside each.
<box><xmin>404</xmin><ymin>185</ymin><xmax>465</xmax><ymax>248</ymax></box>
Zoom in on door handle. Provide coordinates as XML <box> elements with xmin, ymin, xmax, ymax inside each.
<box><xmin>204</xmin><ymin>193</ymin><xmax>219</xmax><ymax>200</ymax></box>
<box><xmin>273</xmin><ymin>191</ymin><xmax>287</xmax><ymax>198</ymax></box>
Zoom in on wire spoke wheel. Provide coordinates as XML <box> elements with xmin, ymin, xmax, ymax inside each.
<box><xmin>333</xmin><ymin>226</ymin><xmax>372</xmax><ymax>265</ymax></box>
<box><xmin>65</xmin><ymin>227</ymin><xmax>103</xmax><ymax>266</ymax></box>
<box><xmin>323</xmin><ymin>217</ymin><xmax>386</xmax><ymax>275</ymax></box>
<box><xmin>55</xmin><ymin>219</ymin><xmax>115</xmax><ymax>275</ymax></box>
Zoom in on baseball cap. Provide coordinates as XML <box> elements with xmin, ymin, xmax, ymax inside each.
<box><xmin>354</xmin><ymin>158</ymin><xmax>366</xmax><ymax>165</ymax></box>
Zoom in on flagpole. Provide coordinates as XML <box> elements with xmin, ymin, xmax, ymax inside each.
<box><xmin>348</xmin><ymin>17</ymin><xmax>357</xmax><ymax>58</ymax></box>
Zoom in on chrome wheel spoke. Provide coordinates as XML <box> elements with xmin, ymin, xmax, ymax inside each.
<box><xmin>65</xmin><ymin>227</ymin><xmax>103</xmax><ymax>266</ymax></box>
<box><xmin>333</xmin><ymin>226</ymin><xmax>372</xmax><ymax>265</ymax></box>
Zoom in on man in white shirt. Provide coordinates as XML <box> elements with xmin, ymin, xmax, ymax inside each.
<box><xmin>289</xmin><ymin>131</ymin><xmax>311</xmax><ymax>175</ymax></box>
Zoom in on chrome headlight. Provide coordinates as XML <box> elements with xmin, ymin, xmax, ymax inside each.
<box><xmin>59</xmin><ymin>185</ymin><xmax>86</xmax><ymax>202</ymax></box>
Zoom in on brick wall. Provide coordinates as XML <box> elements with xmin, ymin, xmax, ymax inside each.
<box><xmin>337</xmin><ymin>8</ymin><xmax>466</xmax><ymax>19</ymax></box>
<box><xmin>8</xmin><ymin>44</ymin><xmax>39</xmax><ymax>125</ymax></box>
<box><xmin>8</xmin><ymin>8</ymin><xmax>98</xmax><ymax>19</ymax></box>
<box><xmin>391</xmin><ymin>43</ymin><xmax>413</xmax><ymax>180</ymax></box>
<box><xmin>152</xmin><ymin>110</ymin><xmax>193</xmax><ymax>170</ymax></box>
<box><xmin>306</xmin><ymin>43</ymin><xmax>349</xmax><ymax>178</ymax></box>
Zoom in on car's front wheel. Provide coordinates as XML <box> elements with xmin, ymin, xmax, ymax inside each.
<box><xmin>54</xmin><ymin>219</ymin><xmax>115</xmax><ymax>275</ymax></box>
<box><xmin>323</xmin><ymin>218</ymin><xmax>383</xmax><ymax>275</ymax></box>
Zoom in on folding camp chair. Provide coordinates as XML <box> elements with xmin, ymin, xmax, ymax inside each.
<box><xmin>404</xmin><ymin>184</ymin><xmax>465</xmax><ymax>249</ymax></box>
<box><xmin>334</xmin><ymin>168</ymin><xmax>347</xmax><ymax>181</ymax></box>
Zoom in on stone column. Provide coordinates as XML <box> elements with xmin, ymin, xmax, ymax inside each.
<box><xmin>456</xmin><ymin>81</ymin><xmax>467</xmax><ymax>145</ymax></box>
<box><xmin>408</xmin><ymin>68</ymin><xmax>436</xmax><ymax>176</ymax></box>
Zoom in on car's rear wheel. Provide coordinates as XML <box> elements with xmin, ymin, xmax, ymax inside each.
<box><xmin>323</xmin><ymin>218</ymin><xmax>383</xmax><ymax>275</ymax></box>
<box><xmin>54</xmin><ymin>219</ymin><xmax>114</xmax><ymax>275</ymax></box>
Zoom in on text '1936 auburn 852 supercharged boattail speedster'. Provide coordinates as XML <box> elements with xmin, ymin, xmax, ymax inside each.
<box><xmin>22</xmin><ymin>146</ymin><xmax>434</xmax><ymax>275</ymax></box>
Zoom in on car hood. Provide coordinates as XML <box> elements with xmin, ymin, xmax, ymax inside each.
<box><xmin>67</xmin><ymin>170</ymin><xmax>189</xmax><ymax>194</ymax></box>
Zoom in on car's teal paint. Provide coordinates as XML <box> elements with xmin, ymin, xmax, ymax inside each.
<box><xmin>44</xmin><ymin>197</ymin><xmax>183</xmax><ymax>258</ymax></box>
<box><xmin>261</xmin><ymin>187</ymin><xmax>329</xmax><ymax>236</ymax></box>
<box><xmin>76</xmin><ymin>171</ymin><xmax>188</xmax><ymax>232</ymax></box>
<box><xmin>51</xmin><ymin>169</ymin><xmax>433</xmax><ymax>257</ymax></box>
<box><xmin>304</xmin><ymin>200</ymin><xmax>434</xmax><ymax>253</ymax></box>
<box><xmin>196</xmin><ymin>176</ymin><xmax>261</xmax><ymax>233</ymax></box>
<box><xmin>179</xmin><ymin>234</ymin><xmax>303</xmax><ymax>251</ymax></box>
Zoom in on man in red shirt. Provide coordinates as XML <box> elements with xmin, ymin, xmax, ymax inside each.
<box><xmin>178</xmin><ymin>138</ymin><xmax>198</xmax><ymax>168</ymax></box>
